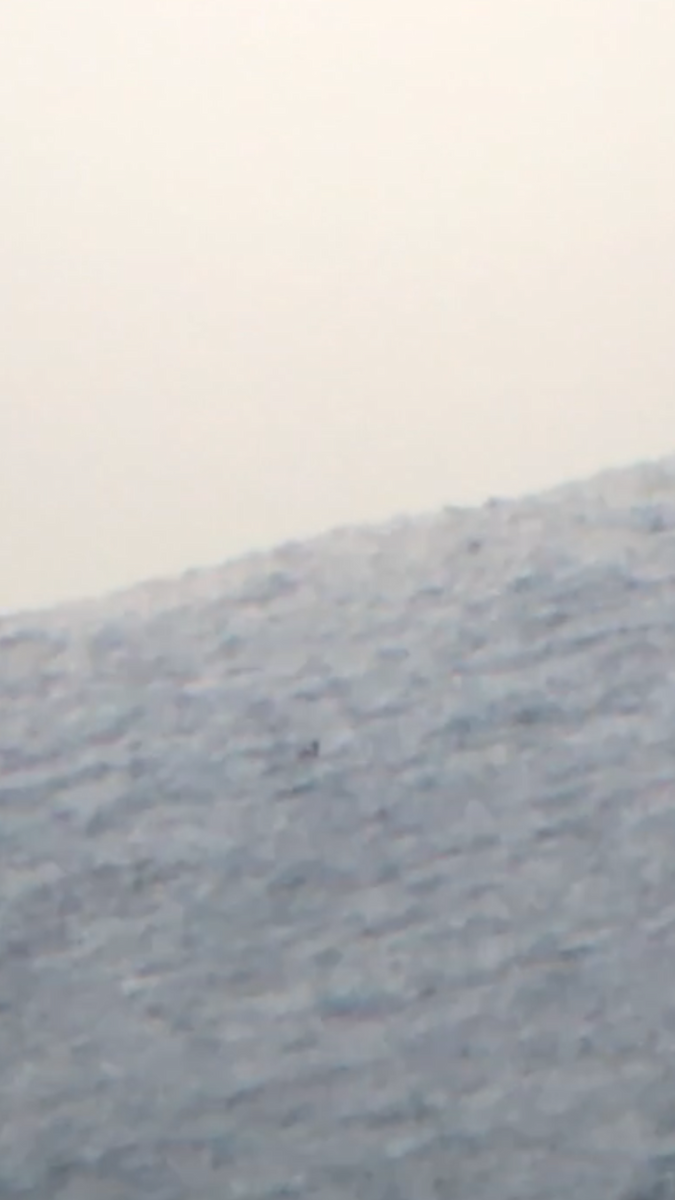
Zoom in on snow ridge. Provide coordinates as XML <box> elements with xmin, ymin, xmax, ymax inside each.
<box><xmin>2</xmin><ymin>457</ymin><xmax>675</xmax><ymax>1199</ymax></box>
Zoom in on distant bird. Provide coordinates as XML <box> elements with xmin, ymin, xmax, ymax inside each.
<box><xmin>298</xmin><ymin>739</ymin><xmax>320</xmax><ymax>761</ymax></box>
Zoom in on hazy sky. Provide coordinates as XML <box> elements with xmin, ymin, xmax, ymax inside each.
<box><xmin>3</xmin><ymin>0</ymin><xmax>675</xmax><ymax>612</ymax></box>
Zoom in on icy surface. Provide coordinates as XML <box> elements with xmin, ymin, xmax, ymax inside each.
<box><xmin>3</xmin><ymin>458</ymin><xmax>675</xmax><ymax>1198</ymax></box>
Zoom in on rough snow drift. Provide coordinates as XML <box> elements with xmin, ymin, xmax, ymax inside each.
<box><xmin>3</xmin><ymin>458</ymin><xmax>675</xmax><ymax>1199</ymax></box>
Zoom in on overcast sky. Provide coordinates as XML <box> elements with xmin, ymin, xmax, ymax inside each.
<box><xmin>2</xmin><ymin>0</ymin><xmax>675</xmax><ymax>612</ymax></box>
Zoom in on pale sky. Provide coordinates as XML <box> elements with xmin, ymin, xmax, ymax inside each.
<box><xmin>2</xmin><ymin>0</ymin><xmax>675</xmax><ymax>613</ymax></box>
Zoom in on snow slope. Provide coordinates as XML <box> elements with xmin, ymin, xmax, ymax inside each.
<box><xmin>3</xmin><ymin>457</ymin><xmax>675</xmax><ymax>1199</ymax></box>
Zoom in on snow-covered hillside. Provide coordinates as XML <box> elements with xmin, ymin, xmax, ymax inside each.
<box><xmin>3</xmin><ymin>457</ymin><xmax>675</xmax><ymax>1199</ymax></box>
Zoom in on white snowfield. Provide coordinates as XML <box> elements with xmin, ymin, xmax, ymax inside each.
<box><xmin>3</xmin><ymin>458</ymin><xmax>675</xmax><ymax>1199</ymax></box>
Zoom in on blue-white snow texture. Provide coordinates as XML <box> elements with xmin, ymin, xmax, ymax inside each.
<box><xmin>2</xmin><ymin>459</ymin><xmax>675</xmax><ymax>1200</ymax></box>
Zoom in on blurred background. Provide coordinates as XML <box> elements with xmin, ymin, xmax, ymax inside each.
<box><xmin>2</xmin><ymin>0</ymin><xmax>675</xmax><ymax>612</ymax></box>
